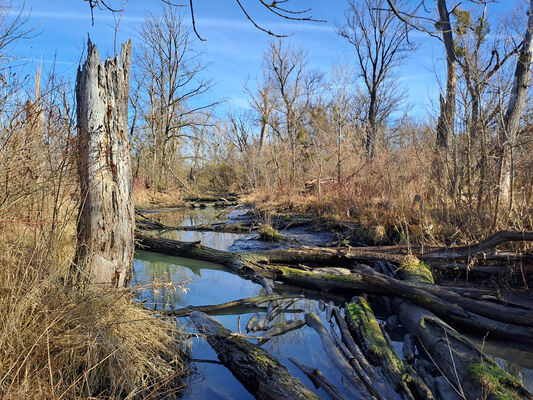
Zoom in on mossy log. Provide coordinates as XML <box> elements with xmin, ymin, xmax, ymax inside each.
<box><xmin>345</xmin><ymin>297</ymin><xmax>434</xmax><ymax>400</ymax></box>
<box><xmin>136</xmin><ymin>233</ymin><xmax>533</xmax><ymax>344</ymax></box>
<box><xmin>396</xmin><ymin>258</ymin><xmax>533</xmax><ymax>400</ymax></box>
<box><xmin>189</xmin><ymin>311</ymin><xmax>320</xmax><ymax>400</ymax></box>
<box><xmin>396</xmin><ymin>300</ymin><xmax>533</xmax><ymax>400</ymax></box>
<box><xmin>303</xmin><ymin>312</ymin><xmax>377</xmax><ymax>399</ymax></box>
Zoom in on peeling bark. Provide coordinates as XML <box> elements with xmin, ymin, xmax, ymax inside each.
<box><xmin>74</xmin><ymin>39</ymin><xmax>134</xmax><ymax>287</ymax></box>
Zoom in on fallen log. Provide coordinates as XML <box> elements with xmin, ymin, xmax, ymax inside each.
<box><xmin>396</xmin><ymin>259</ymin><xmax>533</xmax><ymax>400</ymax></box>
<box><xmin>136</xmin><ymin>233</ymin><xmax>533</xmax><ymax>344</ymax></box>
<box><xmin>135</xmin><ymin>232</ymin><xmax>274</xmax><ymax>293</ymax></box>
<box><xmin>396</xmin><ymin>300</ymin><xmax>533</xmax><ymax>400</ymax></box>
<box><xmin>345</xmin><ymin>297</ymin><xmax>434</xmax><ymax>400</ymax></box>
<box><xmin>304</xmin><ymin>312</ymin><xmax>378</xmax><ymax>399</ymax></box>
<box><xmin>159</xmin><ymin>293</ymin><xmax>303</xmax><ymax>317</ymax></box>
<box><xmin>190</xmin><ymin>311</ymin><xmax>320</xmax><ymax>400</ymax></box>
<box><xmin>257</xmin><ymin>320</ymin><xmax>305</xmax><ymax>344</ymax></box>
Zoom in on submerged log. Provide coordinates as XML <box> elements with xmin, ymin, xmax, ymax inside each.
<box><xmin>288</xmin><ymin>357</ymin><xmax>348</xmax><ymax>400</ymax></box>
<box><xmin>304</xmin><ymin>312</ymin><xmax>376</xmax><ymax>399</ymax></box>
<box><xmin>190</xmin><ymin>311</ymin><xmax>320</xmax><ymax>400</ymax></box>
<box><xmin>160</xmin><ymin>293</ymin><xmax>302</xmax><ymax>317</ymax></box>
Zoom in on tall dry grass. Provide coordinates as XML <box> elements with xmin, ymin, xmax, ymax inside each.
<box><xmin>245</xmin><ymin>135</ymin><xmax>533</xmax><ymax>246</ymax></box>
<box><xmin>0</xmin><ymin>78</ymin><xmax>190</xmax><ymax>399</ymax></box>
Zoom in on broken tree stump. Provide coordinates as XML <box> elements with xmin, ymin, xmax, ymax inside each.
<box><xmin>74</xmin><ymin>39</ymin><xmax>134</xmax><ymax>288</ymax></box>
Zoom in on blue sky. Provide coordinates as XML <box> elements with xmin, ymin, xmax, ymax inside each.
<box><xmin>13</xmin><ymin>0</ymin><xmax>522</xmax><ymax>118</ymax></box>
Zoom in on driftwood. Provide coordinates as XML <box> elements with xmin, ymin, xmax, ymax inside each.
<box><xmin>304</xmin><ymin>312</ymin><xmax>375</xmax><ymax>399</ymax></box>
<box><xmin>344</xmin><ymin>297</ymin><xmax>433</xmax><ymax>400</ymax></box>
<box><xmin>135</xmin><ymin>233</ymin><xmax>533</xmax><ymax>345</ymax></box>
<box><xmin>288</xmin><ymin>357</ymin><xmax>348</xmax><ymax>400</ymax></box>
<box><xmin>257</xmin><ymin>320</ymin><xmax>305</xmax><ymax>344</ymax></box>
<box><xmin>159</xmin><ymin>293</ymin><xmax>303</xmax><ymax>317</ymax></box>
<box><xmin>189</xmin><ymin>311</ymin><xmax>320</xmax><ymax>400</ymax></box>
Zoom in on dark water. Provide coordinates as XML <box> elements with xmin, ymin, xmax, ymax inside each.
<box><xmin>134</xmin><ymin>207</ymin><xmax>533</xmax><ymax>398</ymax></box>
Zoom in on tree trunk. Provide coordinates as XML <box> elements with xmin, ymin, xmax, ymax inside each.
<box><xmin>366</xmin><ymin>91</ymin><xmax>378</xmax><ymax>157</ymax></box>
<box><xmin>74</xmin><ymin>39</ymin><xmax>134</xmax><ymax>288</ymax></box>
<box><xmin>435</xmin><ymin>0</ymin><xmax>457</xmax><ymax>149</ymax></box>
<box><xmin>497</xmin><ymin>0</ymin><xmax>533</xmax><ymax>215</ymax></box>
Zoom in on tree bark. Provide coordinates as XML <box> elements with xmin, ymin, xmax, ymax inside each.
<box><xmin>74</xmin><ymin>39</ymin><xmax>134</xmax><ymax>288</ymax></box>
<box><xmin>435</xmin><ymin>0</ymin><xmax>457</xmax><ymax>149</ymax></box>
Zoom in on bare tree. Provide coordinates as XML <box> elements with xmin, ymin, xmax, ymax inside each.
<box><xmin>337</xmin><ymin>0</ymin><xmax>415</xmax><ymax>157</ymax></box>
<box><xmin>327</xmin><ymin>63</ymin><xmax>355</xmax><ymax>183</ymax></box>
<box><xmin>133</xmin><ymin>6</ymin><xmax>216</xmax><ymax>188</ymax></box>
<box><xmin>494</xmin><ymin>0</ymin><xmax>533</xmax><ymax>224</ymax></box>
<box><xmin>261</xmin><ymin>40</ymin><xmax>322</xmax><ymax>186</ymax></box>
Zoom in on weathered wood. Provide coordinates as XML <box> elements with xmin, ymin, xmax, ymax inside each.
<box><xmin>74</xmin><ymin>39</ymin><xmax>134</xmax><ymax>288</ymax></box>
<box><xmin>190</xmin><ymin>311</ymin><xmax>321</xmax><ymax>400</ymax></box>
<box><xmin>288</xmin><ymin>357</ymin><xmax>348</xmax><ymax>400</ymax></box>
<box><xmin>136</xmin><ymin>233</ymin><xmax>533</xmax><ymax>343</ymax></box>
<box><xmin>257</xmin><ymin>320</ymin><xmax>305</xmax><ymax>344</ymax></box>
<box><xmin>345</xmin><ymin>297</ymin><xmax>434</xmax><ymax>400</ymax></box>
<box><xmin>396</xmin><ymin>300</ymin><xmax>533</xmax><ymax>400</ymax></box>
<box><xmin>304</xmin><ymin>312</ymin><xmax>375</xmax><ymax>399</ymax></box>
<box><xmin>159</xmin><ymin>293</ymin><xmax>302</xmax><ymax>317</ymax></box>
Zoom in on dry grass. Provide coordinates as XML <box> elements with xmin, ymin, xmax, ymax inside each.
<box><xmin>0</xmin><ymin>224</ymin><xmax>190</xmax><ymax>400</ymax></box>
<box><xmin>134</xmin><ymin>178</ymin><xmax>185</xmax><ymax>209</ymax></box>
<box><xmin>243</xmin><ymin>145</ymin><xmax>524</xmax><ymax>246</ymax></box>
<box><xmin>0</xmin><ymin>96</ymin><xmax>190</xmax><ymax>399</ymax></box>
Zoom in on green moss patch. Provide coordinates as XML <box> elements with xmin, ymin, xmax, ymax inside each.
<box><xmin>469</xmin><ymin>362</ymin><xmax>524</xmax><ymax>400</ymax></box>
<box><xmin>258</xmin><ymin>226</ymin><xmax>288</xmax><ymax>242</ymax></box>
<box><xmin>400</xmin><ymin>256</ymin><xmax>434</xmax><ymax>284</ymax></box>
<box><xmin>346</xmin><ymin>298</ymin><xmax>405</xmax><ymax>373</ymax></box>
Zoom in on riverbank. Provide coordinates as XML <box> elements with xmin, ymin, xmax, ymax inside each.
<box><xmin>134</xmin><ymin>205</ymin><xmax>533</xmax><ymax>399</ymax></box>
<box><xmin>0</xmin><ymin>199</ymin><xmax>191</xmax><ymax>399</ymax></box>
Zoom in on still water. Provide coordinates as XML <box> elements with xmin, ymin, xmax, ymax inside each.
<box><xmin>133</xmin><ymin>207</ymin><xmax>533</xmax><ymax>398</ymax></box>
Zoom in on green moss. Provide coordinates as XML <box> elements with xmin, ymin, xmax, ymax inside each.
<box><xmin>278</xmin><ymin>266</ymin><xmax>313</xmax><ymax>277</ymax></box>
<box><xmin>347</xmin><ymin>299</ymin><xmax>405</xmax><ymax>374</ymax></box>
<box><xmin>469</xmin><ymin>362</ymin><xmax>523</xmax><ymax>400</ymax></box>
<box><xmin>259</xmin><ymin>226</ymin><xmax>287</xmax><ymax>242</ymax></box>
<box><xmin>322</xmin><ymin>274</ymin><xmax>354</xmax><ymax>282</ymax></box>
<box><xmin>410</xmin><ymin>294</ymin><xmax>432</xmax><ymax>304</ymax></box>
<box><xmin>400</xmin><ymin>256</ymin><xmax>434</xmax><ymax>284</ymax></box>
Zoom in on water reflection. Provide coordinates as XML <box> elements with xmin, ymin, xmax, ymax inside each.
<box><xmin>134</xmin><ymin>249</ymin><xmax>352</xmax><ymax>399</ymax></box>
<box><xmin>134</xmin><ymin>208</ymin><xmax>533</xmax><ymax>399</ymax></box>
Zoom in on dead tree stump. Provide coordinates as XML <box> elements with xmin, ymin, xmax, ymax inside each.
<box><xmin>74</xmin><ymin>39</ymin><xmax>134</xmax><ymax>288</ymax></box>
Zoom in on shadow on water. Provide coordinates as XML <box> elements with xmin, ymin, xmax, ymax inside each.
<box><xmin>134</xmin><ymin>207</ymin><xmax>533</xmax><ymax>398</ymax></box>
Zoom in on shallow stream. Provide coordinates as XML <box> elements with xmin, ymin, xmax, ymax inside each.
<box><xmin>133</xmin><ymin>207</ymin><xmax>533</xmax><ymax>399</ymax></box>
